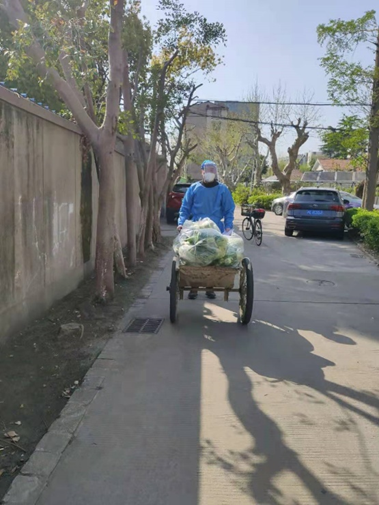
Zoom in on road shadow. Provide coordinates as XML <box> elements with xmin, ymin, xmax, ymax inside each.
<box><xmin>181</xmin><ymin>306</ymin><xmax>379</xmax><ymax>505</ymax></box>
<box><xmin>293</xmin><ymin>230</ymin><xmax>347</xmax><ymax>243</ymax></box>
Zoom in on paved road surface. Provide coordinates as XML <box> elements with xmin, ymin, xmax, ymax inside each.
<box><xmin>35</xmin><ymin>213</ymin><xmax>379</xmax><ymax>505</ymax></box>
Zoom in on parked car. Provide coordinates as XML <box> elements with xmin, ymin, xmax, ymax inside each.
<box><xmin>166</xmin><ymin>183</ymin><xmax>191</xmax><ymax>224</ymax></box>
<box><xmin>285</xmin><ymin>187</ymin><xmax>346</xmax><ymax>240</ymax></box>
<box><xmin>271</xmin><ymin>192</ymin><xmax>296</xmax><ymax>216</ymax></box>
<box><xmin>339</xmin><ymin>191</ymin><xmax>379</xmax><ymax>210</ymax></box>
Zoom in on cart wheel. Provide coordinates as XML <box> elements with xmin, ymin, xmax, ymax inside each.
<box><xmin>254</xmin><ymin>220</ymin><xmax>263</xmax><ymax>246</ymax></box>
<box><xmin>239</xmin><ymin>257</ymin><xmax>254</xmax><ymax>325</ymax></box>
<box><xmin>170</xmin><ymin>260</ymin><xmax>179</xmax><ymax>323</ymax></box>
<box><xmin>242</xmin><ymin>218</ymin><xmax>254</xmax><ymax>241</ymax></box>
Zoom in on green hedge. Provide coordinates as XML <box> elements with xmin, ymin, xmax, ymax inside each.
<box><xmin>232</xmin><ymin>185</ymin><xmax>251</xmax><ymax>205</ymax></box>
<box><xmin>232</xmin><ymin>184</ymin><xmax>282</xmax><ymax>209</ymax></box>
<box><xmin>347</xmin><ymin>208</ymin><xmax>379</xmax><ymax>253</ymax></box>
<box><xmin>345</xmin><ymin>208</ymin><xmax>359</xmax><ymax>228</ymax></box>
<box><xmin>247</xmin><ymin>193</ymin><xmax>282</xmax><ymax>210</ymax></box>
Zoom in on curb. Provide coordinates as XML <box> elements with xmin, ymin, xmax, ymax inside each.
<box><xmin>347</xmin><ymin>231</ymin><xmax>379</xmax><ymax>267</ymax></box>
<box><xmin>356</xmin><ymin>241</ymin><xmax>379</xmax><ymax>267</ymax></box>
<box><xmin>1</xmin><ymin>253</ymin><xmax>171</xmax><ymax>505</ymax></box>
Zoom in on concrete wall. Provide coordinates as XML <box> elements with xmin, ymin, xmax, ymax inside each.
<box><xmin>0</xmin><ymin>86</ymin><xmax>147</xmax><ymax>341</ymax></box>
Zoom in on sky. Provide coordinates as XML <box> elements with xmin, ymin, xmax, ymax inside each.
<box><xmin>142</xmin><ymin>0</ymin><xmax>376</xmax><ymax>156</ymax></box>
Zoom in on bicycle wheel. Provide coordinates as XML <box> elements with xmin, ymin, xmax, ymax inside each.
<box><xmin>169</xmin><ymin>260</ymin><xmax>179</xmax><ymax>323</ymax></box>
<box><xmin>239</xmin><ymin>257</ymin><xmax>254</xmax><ymax>325</ymax></box>
<box><xmin>254</xmin><ymin>220</ymin><xmax>263</xmax><ymax>246</ymax></box>
<box><xmin>242</xmin><ymin>218</ymin><xmax>254</xmax><ymax>241</ymax></box>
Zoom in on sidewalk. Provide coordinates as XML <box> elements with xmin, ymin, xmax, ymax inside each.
<box><xmin>3</xmin><ymin>214</ymin><xmax>379</xmax><ymax>505</ymax></box>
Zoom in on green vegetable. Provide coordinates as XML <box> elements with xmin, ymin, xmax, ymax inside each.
<box><xmin>174</xmin><ymin>219</ymin><xmax>244</xmax><ymax>268</ymax></box>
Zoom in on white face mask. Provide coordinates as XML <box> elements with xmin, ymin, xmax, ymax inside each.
<box><xmin>203</xmin><ymin>172</ymin><xmax>216</xmax><ymax>183</ymax></box>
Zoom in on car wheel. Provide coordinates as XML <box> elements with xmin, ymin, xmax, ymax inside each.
<box><xmin>274</xmin><ymin>203</ymin><xmax>283</xmax><ymax>216</ymax></box>
<box><xmin>285</xmin><ymin>228</ymin><xmax>293</xmax><ymax>237</ymax></box>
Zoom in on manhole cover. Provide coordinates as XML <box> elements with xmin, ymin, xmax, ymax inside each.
<box><xmin>124</xmin><ymin>318</ymin><xmax>164</xmax><ymax>334</ymax></box>
<box><xmin>307</xmin><ymin>279</ymin><xmax>335</xmax><ymax>287</ymax></box>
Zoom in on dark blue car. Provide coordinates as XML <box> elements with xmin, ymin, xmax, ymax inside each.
<box><xmin>285</xmin><ymin>188</ymin><xmax>346</xmax><ymax>240</ymax></box>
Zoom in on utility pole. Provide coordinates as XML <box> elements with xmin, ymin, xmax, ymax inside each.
<box><xmin>363</xmin><ymin>28</ymin><xmax>379</xmax><ymax>210</ymax></box>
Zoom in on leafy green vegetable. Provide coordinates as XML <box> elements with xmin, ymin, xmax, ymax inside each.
<box><xmin>174</xmin><ymin>219</ymin><xmax>244</xmax><ymax>267</ymax></box>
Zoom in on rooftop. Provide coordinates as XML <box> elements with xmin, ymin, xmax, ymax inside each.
<box><xmin>314</xmin><ymin>158</ymin><xmax>363</xmax><ymax>172</ymax></box>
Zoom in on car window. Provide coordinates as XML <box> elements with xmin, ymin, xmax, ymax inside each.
<box><xmin>173</xmin><ymin>185</ymin><xmax>190</xmax><ymax>194</ymax></box>
<box><xmin>295</xmin><ymin>190</ymin><xmax>340</xmax><ymax>203</ymax></box>
<box><xmin>343</xmin><ymin>194</ymin><xmax>360</xmax><ymax>201</ymax></box>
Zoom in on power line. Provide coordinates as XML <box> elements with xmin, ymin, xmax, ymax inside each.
<box><xmin>195</xmin><ymin>99</ymin><xmax>371</xmax><ymax>107</ymax></box>
<box><xmin>189</xmin><ymin>111</ymin><xmax>350</xmax><ymax>131</ymax></box>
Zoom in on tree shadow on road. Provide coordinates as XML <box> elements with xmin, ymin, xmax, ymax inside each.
<box><xmin>193</xmin><ymin>308</ymin><xmax>379</xmax><ymax>505</ymax></box>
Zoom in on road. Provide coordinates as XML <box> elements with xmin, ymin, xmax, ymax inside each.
<box><xmin>33</xmin><ymin>213</ymin><xmax>379</xmax><ymax>504</ymax></box>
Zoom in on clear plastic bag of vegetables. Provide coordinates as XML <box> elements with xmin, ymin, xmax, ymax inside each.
<box><xmin>216</xmin><ymin>233</ymin><xmax>244</xmax><ymax>268</ymax></box>
<box><xmin>174</xmin><ymin>219</ymin><xmax>244</xmax><ymax>268</ymax></box>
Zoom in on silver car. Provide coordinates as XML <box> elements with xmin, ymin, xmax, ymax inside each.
<box><xmin>339</xmin><ymin>191</ymin><xmax>379</xmax><ymax>210</ymax></box>
<box><xmin>271</xmin><ymin>192</ymin><xmax>296</xmax><ymax>216</ymax></box>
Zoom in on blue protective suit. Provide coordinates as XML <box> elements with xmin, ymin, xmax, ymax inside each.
<box><xmin>178</xmin><ymin>182</ymin><xmax>235</xmax><ymax>233</ymax></box>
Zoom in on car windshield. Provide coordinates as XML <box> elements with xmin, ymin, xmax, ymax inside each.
<box><xmin>173</xmin><ymin>185</ymin><xmax>190</xmax><ymax>194</ymax></box>
<box><xmin>295</xmin><ymin>190</ymin><xmax>339</xmax><ymax>203</ymax></box>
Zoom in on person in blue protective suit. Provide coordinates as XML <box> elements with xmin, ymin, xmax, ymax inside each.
<box><xmin>177</xmin><ymin>160</ymin><xmax>236</xmax><ymax>300</ymax></box>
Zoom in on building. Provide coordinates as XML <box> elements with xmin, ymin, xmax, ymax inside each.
<box><xmin>312</xmin><ymin>158</ymin><xmax>363</xmax><ymax>172</ymax></box>
<box><xmin>184</xmin><ymin>101</ymin><xmax>259</xmax><ymax>181</ymax></box>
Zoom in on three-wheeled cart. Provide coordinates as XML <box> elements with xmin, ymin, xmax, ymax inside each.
<box><xmin>167</xmin><ymin>257</ymin><xmax>254</xmax><ymax>325</ymax></box>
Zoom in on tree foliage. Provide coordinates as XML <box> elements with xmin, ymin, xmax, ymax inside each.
<box><xmin>320</xmin><ymin>115</ymin><xmax>368</xmax><ymax>164</ymax></box>
<box><xmin>317</xmin><ymin>10</ymin><xmax>379</xmax><ymax>209</ymax></box>
<box><xmin>317</xmin><ymin>10</ymin><xmax>377</xmax><ymax>109</ymax></box>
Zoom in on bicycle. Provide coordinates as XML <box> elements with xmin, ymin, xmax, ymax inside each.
<box><xmin>241</xmin><ymin>205</ymin><xmax>265</xmax><ymax>246</ymax></box>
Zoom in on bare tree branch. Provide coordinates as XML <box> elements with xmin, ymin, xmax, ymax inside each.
<box><xmin>132</xmin><ymin>49</ymin><xmax>143</xmax><ymax>104</ymax></box>
<box><xmin>76</xmin><ymin>0</ymin><xmax>97</xmax><ymax>123</ymax></box>
<box><xmin>103</xmin><ymin>0</ymin><xmax>125</xmax><ymax>133</ymax></box>
<box><xmin>58</xmin><ymin>52</ymin><xmax>86</xmax><ymax>108</ymax></box>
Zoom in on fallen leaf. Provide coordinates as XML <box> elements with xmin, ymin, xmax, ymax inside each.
<box><xmin>0</xmin><ymin>469</ymin><xmax>4</xmax><ymax>477</ymax></box>
<box><xmin>15</xmin><ymin>421</ymin><xmax>22</xmax><ymax>426</ymax></box>
<box><xmin>5</xmin><ymin>431</ymin><xmax>18</xmax><ymax>439</ymax></box>
<box><xmin>12</xmin><ymin>437</ymin><xmax>20</xmax><ymax>443</ymax></box>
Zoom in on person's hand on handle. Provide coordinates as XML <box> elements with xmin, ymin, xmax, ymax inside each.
<box><xmin>177</xmin><ymin>225</ymin><xmax>183</xmax><ymax>233</ymax></box>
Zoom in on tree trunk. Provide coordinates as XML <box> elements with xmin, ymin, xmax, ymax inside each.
<box><xmin>363</xmin><ymin>129</ymin><xmax>379</xmax><ymax>210</ymax></box>
<box><xmin>124</xmin><ymin>137</ymin><xmax>139</xmax><ymax>267</ymax></box>
<box><xmin>153</xmin><ymin>200</ymin><xmax>162</xmax><ymax>244</ymax></box>
<box><xmin>145</xmin><ymin>185</ymin><xmax>154</xmax><ymax>250</ymax></box>
<box><xmin>137</xmin><ymin>210</ymin><xmax>147</xmax><ymax>258</ymax></box>
<box><xmin>122</xmin><ymin>51</ymin><xmax>139</xmax><ymax>267</ymax></box>
<box><xmin>255</xmin><ymin>166</ymin><xmax>263</xmax><ymax>186</ymax></box>
<box><xmin>363</xmin><ymin>29</ymin><xmax>379</xmax><ymax>210</ymax></box>
<box><xmin>282</xmin><ymin>177</ymin><xmax>291</xmax><ymax>195</ymax></box>
<box><xmin>114</xmin><ymin>227</ymin><xmax>127</xmax><ymax>278</ymax></box>
<box><xmin>94</xmin><ymin>140</ymin><xmax>117</xmax><ymax>301</ymax></box>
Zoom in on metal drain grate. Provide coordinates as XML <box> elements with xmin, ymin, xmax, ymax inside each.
<box><xmin>124</xmin><ymin>318</ymin><xmax>164</xmax><ymax>334</ymax></box>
